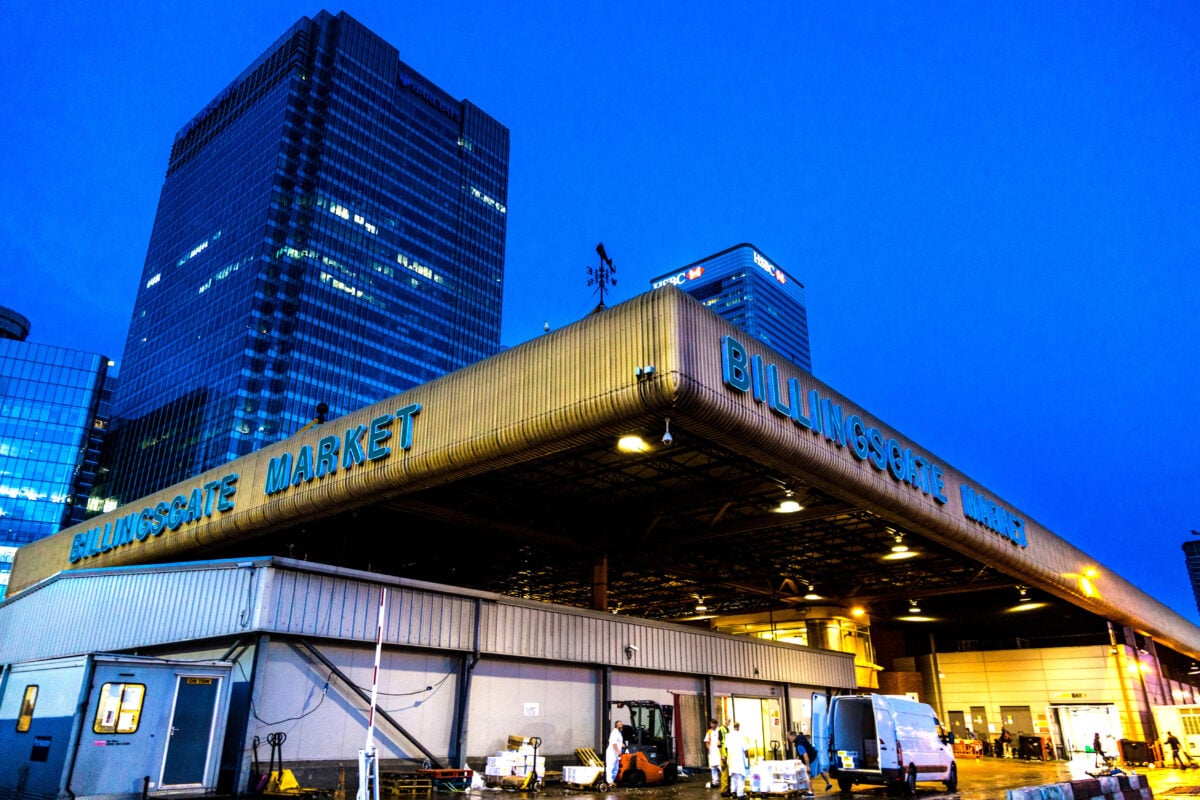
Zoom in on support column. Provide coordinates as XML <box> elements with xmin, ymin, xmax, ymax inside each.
<box><xmin>929</xmin><ymin>633</ymin><xmax>946</xmax><ymax>721</ymax></box>
<box><xmin>592</xmin><ymin>555</ymin><xmax>608</xmax><ymax>611</ymax></box>
<box><xmin>450</xmin><ymin>598</ymin><xmax>483</xmax><ymax>768</ymax></box>
<box><xmin>233</xmin><ymin>634</ymin><xmax>271</xmax><ymax>793</ymax></box>
<box><xmin>601</xmin><ymin>665</ymin><xmax>613</xmax><ymax>751</ymax></box>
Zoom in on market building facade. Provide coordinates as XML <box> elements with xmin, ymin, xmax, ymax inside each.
<box><xmin>3</xmin><ymin>288</ymin><xmax>1197</xmax><ymax>793</ymax></box>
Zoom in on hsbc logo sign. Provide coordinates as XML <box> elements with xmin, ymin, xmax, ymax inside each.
<box><xmin>652</xmin><ymin>266</ymin><xmax>705</xmax><ymax>289</ymax></box>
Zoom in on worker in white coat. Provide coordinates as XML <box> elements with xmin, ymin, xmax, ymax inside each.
<box><xmin>703</xmin><ymin>718</ymin><xmax>723</xmax><ymax>787</ymax></box>
<box><xmin>724</xmin><ymin>721</ymin><xmax>750</xmax><ymax>798</ymax></box>
<box><xmin>606</xmin><ymin>720</ymin><xmax>625</xmax><ymax>784</ymax></box>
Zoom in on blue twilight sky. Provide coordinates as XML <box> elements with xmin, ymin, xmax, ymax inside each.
<box><xmin>2</xmin><ymin>2</ymin><xmax>1198</xmax><ymax>621</ymax></box>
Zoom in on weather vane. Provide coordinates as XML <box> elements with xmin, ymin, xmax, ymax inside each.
<box><xmin>587</xmin><ymin>242</ymin><xmax>617</xmax><ymax>310</ymax></box>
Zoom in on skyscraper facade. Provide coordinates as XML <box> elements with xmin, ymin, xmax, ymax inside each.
<box><xmin>103</xmin><ymin>11</ymin><xmax>509</xmax><ymax>504</ymax></box>
<box><xmin>1184</xmin><ymin>539</ymin><xmax>1200</xmax><ymax>617</ymax></box>
<box><xmin>650</xmin><ymin>244</ymin><xmax>812</xmax><ymax>372</ymax></box>
<box><xmin>0</xmin><ymin>306</ymin><xmax>111</xmax><ymax>597</ymax></box>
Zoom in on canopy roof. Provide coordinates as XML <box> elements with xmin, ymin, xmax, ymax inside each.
<box><xmin>13</xmin><ymin>288</ymin><xmax>1198</xmax><ymax>663</ymax></box>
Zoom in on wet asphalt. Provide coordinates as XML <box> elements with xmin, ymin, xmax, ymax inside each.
<box><xmin>473</xmin><ymin>757</ymin><xmax>1200</xmax><ymax>800</ymax></box>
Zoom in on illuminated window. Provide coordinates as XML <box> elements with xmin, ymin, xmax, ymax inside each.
<box><xmin>93</xmin><ymin>683</ymin><xmax>145</xmax><ymax>734</ymax></box>
<box><xmin>16</xmin><ymin>685</ymin><xmax>37</xmax><ymax>732</ymax></box>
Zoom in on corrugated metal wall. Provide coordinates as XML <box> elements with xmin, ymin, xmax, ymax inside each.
<box><xmin>0</xmin><ymin>562</ymin><xmax>258</xmax><ymax>663</ymax></box>
<box><xmin>0</xmin><ymin>558</ymin><xmax>857</xmax><ymax>690</ymax></box>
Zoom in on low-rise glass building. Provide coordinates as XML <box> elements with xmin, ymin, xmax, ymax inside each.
<box><xmin>0</xmin><ymin>307</ymin><xmax>110</xmax><ymax>597</ymax></box>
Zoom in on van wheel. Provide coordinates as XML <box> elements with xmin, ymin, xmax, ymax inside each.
<box><xmin>837</xmin><ymin>778</ymin><xmax>854</xmax><ymax>793</ymax></box>
<box><xmin>944</xmin><ymin>762</ymin><xmax>958</xmax><ymax>792</ymax></box>
<box><xmin>903</xmin><ymin>765</ymin><xmax>917</xmax><ymax>796</ymax></box>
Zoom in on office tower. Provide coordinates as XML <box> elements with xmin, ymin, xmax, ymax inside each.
<box><xmin>1185</xmin><ymin>538</ymin><xmax>1200</xmax><ymax>617</ymax></box>
<box><xmin>0</xmin><ymin>306</ymin><xmax>111</xmax><ymax>597</ymax></box>
<box><xmin>103</xmin><ymin>11</ymin><xmax>509</xmax><ymax>504</ymax></box>
<box><xmin>650</xmin><ymin>244</ymin><xmax>812</xmax><ymax>372</ymax></box>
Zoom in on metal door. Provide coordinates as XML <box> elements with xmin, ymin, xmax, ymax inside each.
<box><xmin>970</xmin><ymin>706</ymin><xmax>989</xmax><ymax>740</ymax></box>
<box><xmin>948</xmin><ymin>710</ymin><xmax>968</xmax><ymax>740</ymax></box>
<box><xmin>161</xmin><ymin>676</ymin><xmax>219</xmax><ymax>785</ymax></box>
<box><xmin>676</xmin><ymin>693</ymin><xmax>706</xmax><ymax>767</ymax></box>
<box><xmin>1001</xmin><ymin>705</ymin><xmax>1034</xmax><ymax>735</ymax></box>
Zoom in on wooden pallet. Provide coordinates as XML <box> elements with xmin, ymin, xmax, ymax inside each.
<box><xmin>575</xmin><ymin>747</ymin><xmax>604</xmax><ymax>768</ymax></box>
<box><xmin>416</xmin><ymin>769</ymin><xmax>472</xmax><ymax>792</ymax></box>
<box><xmin>380</xmin><ymin>775</ymin><xmax>433</xmax><ymax>796</ymax></box>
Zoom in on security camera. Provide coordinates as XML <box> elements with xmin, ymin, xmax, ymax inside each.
<box><xmin>661</xmin><ymin>418</ymin><xmax>673</xmax><ymax>446</ymax></box>
<box><xmin>627</xmin><ymin>644</ymin><xmax>638</xmax><ymax>653</ymax></box>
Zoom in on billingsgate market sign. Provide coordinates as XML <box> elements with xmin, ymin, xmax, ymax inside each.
<box><xmin>720</xmin><ymin>335</ymin><xmax>1026</xmax><ymax>548</ymax></box>
<box><xmin>68</xmin><ymin>404</ymin><xmax>421</xmax><ymax>564</ymax></box>
<box><xmin>66</xmin><ymin>332</ymin><xmax>1027</xmax><ymax>569</ymax></box>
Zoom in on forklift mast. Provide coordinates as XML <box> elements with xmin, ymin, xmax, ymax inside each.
<box><xmin>610</xmin><ymin>700</ymin><xmax>675</xmax><ymax>764</ymax></box>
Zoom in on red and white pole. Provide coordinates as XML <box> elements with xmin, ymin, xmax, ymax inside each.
<box><xmin>366</xmin><ymin>586</ymin><xmax>387</xmax><ymax>751</ymax></box>
<box><xmin>359</xmin><ymin>586</ymin><xmax>387</xmax><ymax>800</ymax></box>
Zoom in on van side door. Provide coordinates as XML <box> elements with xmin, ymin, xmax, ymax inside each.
<box><xmin>871</xmin><ymin>696</ymin><xmax>899</xmax><ymax>770</ymax></box>
<box><xmin>811</xmin><ymin>693</ymin><xmax>830</xmax><ymax>774</ymax></box>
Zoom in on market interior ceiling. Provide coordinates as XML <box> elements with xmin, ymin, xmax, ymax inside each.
<box><xmin>189</xmin><ymin>416</ymin><xmax>1128</xmax><ymax>657</ymax></box>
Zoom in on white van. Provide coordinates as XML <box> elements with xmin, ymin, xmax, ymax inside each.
<box><xmin>813</xmin><ymin>693</ymin><xmax>956</xmax><ymax>795</ymax></box>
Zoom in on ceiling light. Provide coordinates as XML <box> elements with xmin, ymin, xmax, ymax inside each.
<box><xmin>695</xmin><ymin>596</ymin><xmax>708</xmax><ymax>612</ymax></box>
<box><xmin>1188</xmin><ymin>663</ymin><xmax>1200</xmax><ymax>676</ymax></box>
<box><xmin>908</xmin><ymin>599</ymin><xmax>921</xmax><ymax>614</ymax></box>
<box><xmin>1017</xmin><ymin>586</ymin><xmax>1031</xmax><ymax>603</ymax></box>
<box><xmin>1007</xmin><ymin>601</ymin><xmax>1047</xmax><ymax>613</ymax></box>
<box><xmin>850</xmin><ymin>606</ymin><xmax>865</xmax><ymax>618</ymax></box>
<box><xmin>882</xmin><ymin>531</ymin><xmax>917</xmax><ymax>559</ymax></box>
<box><xmin>803</xmin><ymin>584</ymin><xmax>821</xmax><ymax>601</ymax></box>
<box><xmin>617</xmin><ymin>434</ymin><xmax>649</xmax><ymax>453</ymax></box>
<box><xmin>776</xmin><ymin>489</ymin><xmax>803</xmax><ymax>513</ymax></box>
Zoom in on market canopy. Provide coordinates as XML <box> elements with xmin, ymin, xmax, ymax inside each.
<box><xmin>13</xmin><ymin>288</ymin><xmax>1198</xmax><ymax>661</ymax></box>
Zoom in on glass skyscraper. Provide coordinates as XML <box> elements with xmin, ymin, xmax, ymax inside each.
<box><xmin>0</xmin><ymin>306</ymin><xmax>111</xmax><ymax>597</ymax></box>
<box><xmin>103</xmin><ymin>11</ymin><xmax>509</xmax><ymax>505</ymax></box>
<box><xmin>650</xmin><ymin>244</ymin><xmax>812</xmax><ymax>372</ymax></box>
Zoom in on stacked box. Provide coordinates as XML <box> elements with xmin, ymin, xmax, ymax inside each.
<box><xmin>563</xmin><ymin>766</ymin><xmax>604</xmax><ymax>785</ymax></box>
<box><xmin>485</xmin><ymin>750</ymin><xmax>545</xmax><ymax>781</ymax></box>
<box><xmin>748</xmin><ymin>759</ymin><xmax>810</xmax><ymax>794</ymax></box>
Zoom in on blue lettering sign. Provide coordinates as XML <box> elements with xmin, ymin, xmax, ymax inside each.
<box><xmin>961</xmin><ymin>484</ymin><xmax>1027</xmax><ymax>547</ymax></box>
<box><xmin>260</xmin><ymin>405</ymin><xmax>422</xmax><ymax>500</ymax></box>
<box><xmin>264</xmin><ymin>453</ymin><xmax>293</xmax><ymax>495</ymax></box>
<box><xmin>68</xmin><ymin>472</ymin><xmax>239</xmax><ymax>565</ymax></box>
<box><xmin>720</xmin><ymin>337</ymin><xmax>947</xmax><ymax>504</ymax></box>
<box><xmin>721</xmin><ymin>336</ymin><xmax>751</xmax><ymax>392</ymax></box>
<box><xmin>342</xmin><ymin>424</ymin><xmax>368</xmax><ymax>469</ymax></box>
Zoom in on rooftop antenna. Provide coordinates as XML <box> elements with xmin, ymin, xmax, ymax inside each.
<box><xmin>587</xmin><ymin>242</ymin><xmax>617</xmax><ymax>311</ymax></box>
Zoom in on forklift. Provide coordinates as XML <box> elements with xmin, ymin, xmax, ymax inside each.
<box><xmin>609</xmin><ymin>701</ymin><xmax>679</xmax><ymax>787</ymax></box>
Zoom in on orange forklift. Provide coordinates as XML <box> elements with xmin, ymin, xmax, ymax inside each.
<box><xmin>609</xmin><ymin>701</ymin><xmax>679</xmax><ymax>787</ymax></box>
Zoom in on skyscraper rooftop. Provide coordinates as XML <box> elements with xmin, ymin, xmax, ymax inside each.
<box><xmin>650</xmin><ymin>243</ymin><xmax>811</xmax><ymax>372</ymax></box>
